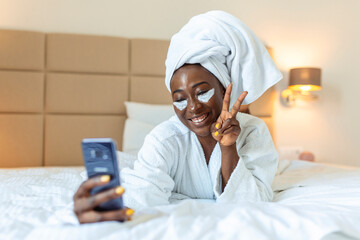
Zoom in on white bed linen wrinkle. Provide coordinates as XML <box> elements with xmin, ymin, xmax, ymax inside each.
<box><xmin>1</xmin><ymin>157</ymin><xmax>360</xmax><ymax>239</ymax></box>
<box><xmin>0</xmin><ymin>167</ymin><xmax>84</xmax><ymax>240</ymax></box>
<box><xmin>26</xmin><ymin>199</ymin><xmax>360</xmax><ymax>240</ymax></box>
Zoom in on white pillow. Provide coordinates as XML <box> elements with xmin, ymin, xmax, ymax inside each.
<box><xmin>125</xmin><ymin>102</ymin><xmax>175</xmax><ymax>125</ymax></box>
<box><xmin>122</xmin><ymin>102</ymin><xmax>174</xmax><ymax>155</ymax></box>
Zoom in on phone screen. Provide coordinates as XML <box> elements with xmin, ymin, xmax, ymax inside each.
<box><xmin>81</xmin><ymin>138</ymin><xmax>124</xmax><ymax>211</ymax></box>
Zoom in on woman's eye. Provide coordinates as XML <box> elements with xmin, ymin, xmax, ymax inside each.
<box><xmin>175</xmin><ymin>99</ymin><xmax>185</xmax><ymax>102</ymax></box>
<box><xmin>197</xmin><ymin>90</ymin><xmax>208</xmax><ymax>96</ymax></box>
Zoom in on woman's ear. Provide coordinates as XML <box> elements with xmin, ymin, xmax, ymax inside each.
<box><xmin>222</xmin><ymin>87</ymin><xmax>226</xmax><ymax>98</ymax></box>
<box><xmin>215</xmin><ymin>81</ymin><xmax>226</xmax><ymax>99</ymax></box>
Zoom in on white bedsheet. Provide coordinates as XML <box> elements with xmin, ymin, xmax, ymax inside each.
<box><xmin>0</xmin><ymin>154</ymin><xmax>359</xmax><ymax>240</ymax></box>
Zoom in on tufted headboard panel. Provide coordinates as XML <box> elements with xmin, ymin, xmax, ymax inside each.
<box><xmin>0</xmin><ymin>29</ymin><xmax>275</xmax><ymax>167</ymax></box>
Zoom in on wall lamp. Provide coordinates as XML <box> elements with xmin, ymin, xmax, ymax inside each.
<box><xmin>281</xmin><ymin>67</ymin><xmax>322</xmax><ymax>105</ymax></box>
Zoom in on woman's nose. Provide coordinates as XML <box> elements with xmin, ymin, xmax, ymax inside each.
<box><xmin>187</xmin><ymin>98</ymin><xmax>202</xmax><ymax>112</ymax></box>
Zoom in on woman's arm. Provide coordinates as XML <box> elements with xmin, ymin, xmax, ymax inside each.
<box><xmin>73</xmin><ymin>132</ymin><xmax>176</xmax><ymax>223</ymax></box>
<box><xmin>220</xmin><ymin>143</ymin><xmax>239</xmax><ymax>191</ymax></box>
<box><xmin>120</xmin><ymin>133</ymin><xmax>176</xmax><ymax>209</ymax></box>
<box><xmin>215</xmin><ymin>115</ymin><xmax>278</xmax><ymax>202</ymax></box>
<box><xmin>211</xmin><ymin>83</ymin><xmax>247</xmax><ymax>189</ymax></box>
<box><xmin>211</xmin><ymin>84</ymin><xmax>278</xmax><ymax>201</ymax></box>
<box><xmin>73</xmin><ymin>175</ymin><xmax>134</xmax><ymax>223</ymax></box>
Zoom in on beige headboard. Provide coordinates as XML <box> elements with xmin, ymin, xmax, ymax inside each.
<box><xmin>0</xmin><ymin>29</ymin><xmax>275</xmax><ymax>168</ymax></box>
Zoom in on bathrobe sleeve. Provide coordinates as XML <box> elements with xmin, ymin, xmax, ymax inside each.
<box><xmin>120</xmin><ymin>133</ymin><xmax>176</xmax><ymax>210</ymax></box>
<box><xmin>214</xmin><ymin>114</ymin><xmax>278</xmax><ymax>203</ymax></box>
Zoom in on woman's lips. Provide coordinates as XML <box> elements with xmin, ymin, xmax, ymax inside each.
<box><xmin>190</xmin><ymin>113</ymin><xmax>209</xmax><ymax>123</ymax></box>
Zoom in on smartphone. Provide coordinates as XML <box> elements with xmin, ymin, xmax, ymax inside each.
<box><xmin>81</xmin><ymin>138</ymin><xmax>124</xmax><ymax>211</ymax></box>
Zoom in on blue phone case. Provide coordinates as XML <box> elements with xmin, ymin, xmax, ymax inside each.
<box><xmin>81</xmin><ymin>138</ymin><xmax>124</xmax><ymax>211</ymax></box>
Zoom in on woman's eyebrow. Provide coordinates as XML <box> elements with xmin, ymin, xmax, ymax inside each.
<box><xmin>172</xmin><ymin>81</ymin><xmax>210</xmax><ymax>95</ymax></box>
<box><xmin>172</xmin><ymin>89</ymin><xmax>183</xmax><ymax>95</ymax></box>
<box><xmin>192</xmin><ymin>81</ymin><xmax>210</xmax><ymax>88</ymax></box>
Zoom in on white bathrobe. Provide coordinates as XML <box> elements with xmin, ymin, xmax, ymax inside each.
<box><xmin>121</xmin><ymin>113</ymin><xmax>278</xmax><ymax>210</ymax></box>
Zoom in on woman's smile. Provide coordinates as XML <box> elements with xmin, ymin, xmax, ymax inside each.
<box><xmin>189</xmin><ymin>112</ymin><xmax>209</xmax><ymax>123</ymax></box>
<box><xmin>170</xmin><ymin>64</ymin><xmax>225</xmax><ymax>138</ymax></box>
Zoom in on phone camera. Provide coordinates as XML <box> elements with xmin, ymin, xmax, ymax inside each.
<box><xmin>90</xmin><ymin>149</ymin><xmax>103</xmax><ymax>158</ymax></box>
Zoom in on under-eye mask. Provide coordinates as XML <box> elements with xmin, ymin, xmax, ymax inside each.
<box><xmin>173</xmin><ymin>88</ymin><xmax>215</xmax><ymax>111</ymax></box>
<box><xmin>197</xmin><ymin>88</ymin><xmax>214</xmax><ymax>103</ymax></box>
<box><xmin>173</xmin><ymin>100</ymin><xmax>188</xmax><ymax>111</ymax></box>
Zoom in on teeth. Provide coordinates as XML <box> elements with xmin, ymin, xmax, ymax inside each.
<box><xmin>192</xmin><ymin>114</ymin><xmax>207</xmax><ymax>123</ymax></box>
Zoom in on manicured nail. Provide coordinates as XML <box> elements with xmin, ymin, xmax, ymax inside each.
<box><xmin>100</xmin><ymin>175</ymin><xmax>110</xmax><ymax>182</ymax></box>
<box><xmin>115</xmin><ymin>186</ymin><xmax>125</xmax><ymax>195</ymax></box>
<box><xmin>214</xmin><ymin>131</ymin><xmax>219</xmax><ymax>137</ymax></box>
<box><xmin>126</xmin><ymin>209</ymin><xmax>135</xmax><ymax>216</ymax></box>
<box><xmin>215</xmin><ymin>123</ymin><xmax>220</xmax><ymax>129</ymax></box>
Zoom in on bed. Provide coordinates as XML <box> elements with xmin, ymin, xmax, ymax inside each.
<box><xmin>1</xmin><ymin>29</ymin><xmax>360</xmax><ymax>240</ymax></box>
<box><xmin>1</xmin><ymin>157</ymin><xmax>360</xmax><ymax>239</ymax></box>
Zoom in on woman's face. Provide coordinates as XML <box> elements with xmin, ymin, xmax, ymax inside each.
<box><xmin>170</xmin><ymin>64</ymin><xmax>225</xmax><ymax>137</ymax></box>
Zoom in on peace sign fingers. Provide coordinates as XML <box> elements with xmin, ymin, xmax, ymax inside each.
<box><xmin>221</xmin><ymin>83</ymin><xmax>233</xmax><ymax>113</ymax></box>
<box><xmin>230</xmin><ymin>91</ymin><xmax>248</xmax><ymax>117</ymax></box>
<box><xmin>212</xmin><ymin>84</ymin><xmax>248</xmax><ymax>146</ymax></box>
<box><xmin>221</xmin><ymin>83</ymin><xmax>248</xmax><ymax>117</ymax></box>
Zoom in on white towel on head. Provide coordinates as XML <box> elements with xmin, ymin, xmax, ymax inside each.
<box><xmin>165</xmin><ymin>10</ymin><xmax>283</xmax><ymax>106</ymax></box>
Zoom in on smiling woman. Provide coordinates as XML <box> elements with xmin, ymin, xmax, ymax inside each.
<box><xmin>170</xmin><ymin>64</ymin><xmax>252</xmax><ymax>188</ymax></box>
<box><xmin>73</xmin><ymin>10</ymin><xmax>282</xmax><ymax>223</ymax></box>
<box><xmin>170</xmin><ymin>64</ymin><xmax>225</xmax><ymax>139</ymax></box>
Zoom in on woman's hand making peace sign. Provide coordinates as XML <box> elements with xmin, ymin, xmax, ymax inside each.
<box><xmin>211</xmin><ymin>83</ymin><xmax>248</xmax><ymax>146</ymax></box>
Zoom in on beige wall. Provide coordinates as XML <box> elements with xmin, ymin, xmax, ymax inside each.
<box><xmin>0</xmin><ymin>0</ymin><xmax>359</xmax><ymax>166</ymax></box>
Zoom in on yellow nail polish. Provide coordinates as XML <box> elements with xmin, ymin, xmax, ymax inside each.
<box><xmin>115</xmin><ymin>186</ymin><xmax>125</xmax><ymax>195</ymax></box>
<box><xmin>214</xmin><ymin>131</ymin><xmax>219</xmax><ymax>137</ymax></box>
<box><xmin>126</xmin><ymin>209</ymin><xmax>134</xmax><ymax>216</ymax></box>
<box><xmin>100</xmin><ymin>175</ymin><xmax>110</xmax><ymax>182</ymax></box>
<box><xmin>215</xmin><ymin>123</ymin><xmax>220</xmax><ymax>129</ymax></box>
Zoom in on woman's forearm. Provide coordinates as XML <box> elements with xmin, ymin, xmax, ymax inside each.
<box><xmin>220</xmin><ymin>143</ymin><xmax>239</xmax><ymax>191</ymax></box>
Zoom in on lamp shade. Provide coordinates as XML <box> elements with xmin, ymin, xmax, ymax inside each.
<box><xmin>289</xmin><ymin>67</ymin><xmax>321</xmax><ymax>91</ymax></box>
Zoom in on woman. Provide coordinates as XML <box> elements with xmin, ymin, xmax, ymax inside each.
<box><xmin>73</xmin><ymin>10</ymin><xmax>282</xmax><ymax>223</ymax></box>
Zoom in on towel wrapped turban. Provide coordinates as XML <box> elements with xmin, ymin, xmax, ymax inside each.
<box><xmin>165</xmin><ymin>10</ymin><xmax>282</xmax><ymax>107</ymax></box>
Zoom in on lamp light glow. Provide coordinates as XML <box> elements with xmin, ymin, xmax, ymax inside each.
<box><xmin>289</xmin><ymin>84</ymin><xmax>322</xmax><ymax>92</ymax></box>
<box><xmin>289</xmin><ymin>67</ymin><xmax>321</xmax><ymax>91</ymax></box>
<box><xmin>281</xmin><ymin>67</ymin><xmax>322</xmax><ymax>106</ymax></box>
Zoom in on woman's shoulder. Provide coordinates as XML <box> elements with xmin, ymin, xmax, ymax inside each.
<box><xmin>237</xmin><ymin>112</ymin><xmax>266</xmax><ymax>127</ymax></box>
<box><xmin>235</xmin><ymin>113</ymin><xmax>275</xmax><ymax>152</ymax></box>
<box><xmin>236</xmin><ymin>112</ymin><xmax>270</xmax><ymax>136</ymax></box>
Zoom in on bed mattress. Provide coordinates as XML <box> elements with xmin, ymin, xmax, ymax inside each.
<box><xmin>1</xmin><ymin>153</ymin><xmax>359</xmax><ymax>240</ymax></box>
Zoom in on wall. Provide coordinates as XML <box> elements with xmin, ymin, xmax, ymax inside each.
<box><xmin>0</xmin><ymin>0</ymin><xmax>359</xmax><ymax>166</ymax></box>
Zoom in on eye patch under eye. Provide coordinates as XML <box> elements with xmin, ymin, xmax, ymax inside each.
<box><xmin>173</xmin><ymin>100</ymin><xmax>188</xmax><ymax>111</ymax></box>
<box><xmin>197</xmin><ymin>88</ymin><xmax>214</xmax><ymax>103</ymax></box>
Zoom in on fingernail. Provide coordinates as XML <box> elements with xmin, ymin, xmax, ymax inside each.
<box><xmin>215</xmin><ymin>123</ymin><xmax>220</xmax><ymax>129</ymax></box>
<box><xmin>100</xmin><ymin>175</ymin><xmax>110</xmax><ymax>182</ymax></box>
<box><xmin>115</xmin><ymin>186</ymin><xmax>125</xmax><ymax>195</ymax></box>
<box><xmin>126</xmin><ymin>209</ymin><xmax>135</xmax><ymax>216</ymax></box>
<box><xmin>214</xmin><ymin>131</ymin><xmax>219</xmax><ymax>137</ymax></box>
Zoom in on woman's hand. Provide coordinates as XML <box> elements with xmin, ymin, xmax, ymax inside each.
<box><xmin>73</xmin><ymin>175</ymin><xmax>134</xmax><ymax>224</ymax></box>
<box><xmin>211</xmin><ymin>83</ymin><xmax>248</xmax><ymax>146</ymax></box>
